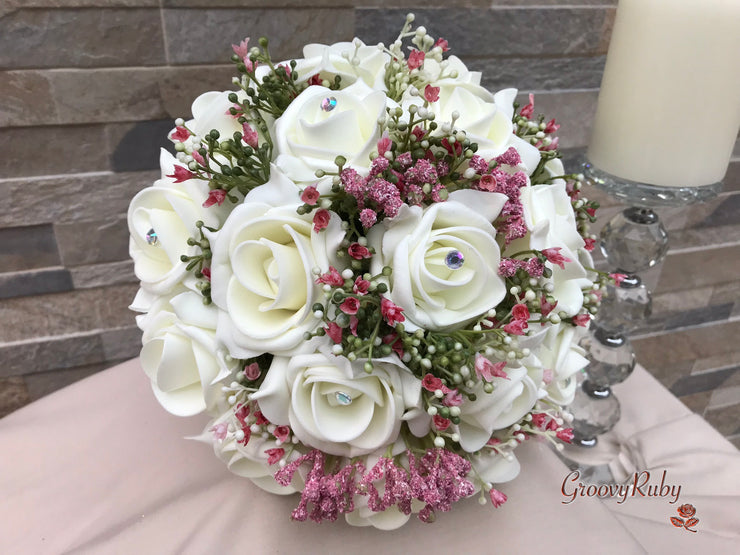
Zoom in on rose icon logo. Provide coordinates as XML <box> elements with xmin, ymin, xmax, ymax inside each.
<box><xmin>670</xmin><ymin>504</ymin><xmax>698</xmax><ymax>533</ymax></box>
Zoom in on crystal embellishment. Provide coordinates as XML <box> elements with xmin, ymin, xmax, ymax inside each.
<box><xmin>146</xmin><ymin>228</ymin><xmax>159</xmax><ymax>246</ymax></box>
<box><xmin>334</xmin><ymin>391</ymin><xmax>353</xmax><ymax>405</ymax></box>
<box><xmin>444</xmin><ymin>250</ymin><xmax>465</xmax><ymax>270</ymax></box>
<box><xmin>321</xmin><ymin>97</ymin><xmax>337</xmax><ymax>112</ymax></box>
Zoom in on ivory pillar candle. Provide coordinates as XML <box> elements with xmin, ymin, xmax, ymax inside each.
<box><xmin>587</xmin><ymin>0</ymin><xmax>740</xmax><ymax>188</ymax></box>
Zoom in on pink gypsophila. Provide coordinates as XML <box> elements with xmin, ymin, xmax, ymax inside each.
<box><xmin>494</xmin><ymin>147</ymin><xmax>522</xmax><ymax>167</ymax></box>
<box><xmin>359</xmin><ymin>208</ymin><xmax>377</xmax><ymax>229</ymax></box>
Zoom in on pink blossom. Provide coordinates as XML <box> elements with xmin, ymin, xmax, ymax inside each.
<box><xmin>443</xmin><ymin>389</ymin><xmax>463</xmax><ymax>407</ymax></box>
<box><xmin>542</xmin><ymin>369</ymin><xmax>554</xmax><ymax>385</ymax></box>
<box><xmin>478</xmin><ymin>174</ymin><xmax>497</xmax><ymax>191</ymax></box>
<box><xmin>254</xmin><ymin>410</ymin><xmax>269</xmax><ymax>425</ymax></box>
<box><xmin>407</xmin><ymin>49</ymin><xmax>425</xmax><ymax>70</ymax></box>
<box><xmin>265</xmin><ymin>447</ymin><xmax>285</xmax><ymax>465</ymax></box>
<box><xmin>308</xmin><ymin>73</ymin><xmax>322</xmax><ymax>86</ymax></box>
<box><xmin>191</xmin><ymin>149</ymin><xmax>206</xmax><ymax>166</ymax></box>
<box><xmin>424</xmin><ymin>84</ymin><xmax>440</xmax><ymax>103</ymax></box>
<box><xmin>324</xmin><ymin>322</ymin><xmax>343</xmax><ymax>344</ymax></box>
<box><xmin>316</xmin><ymin>266</ymin><xmax>344</xmax><ymax>287</ymax></box>
<box><xmin>421</xmin><ymin>374</ymin><xmax>446</xmax><ymax>393</ymax></box>
<box><xmin>380</xmin><ymin>297</ymin><xmax>405</xmax><ymax>325</ymax></box>
<box><xmin>170</xmin><ymin>126</ymin><xmax>190</xmax><ymax>142</ymax></box>
<box><xmin>503</xmin><ymin>320</ymin><xmax>527</xmax><ymax>336</ymax></box>
<box><xmin>520</xmin><ymin>93</ymin><xmax>535</xmax><ymax>119</ymax></box>
<box><xmin>210</xmin><ymin>422</ymin><xmax>228</xmax><ymax>441</ymax></box>
<box><xmin>232</xmin><ymin>38</ymin><xmax>250</xmax><ymax>59</ymax></box>
<box><xmin>411</xmin><ymin>125</ymin><xmax>426</xmax><ymax>142</ymax></box>
<box><xmin>347</xmin><ymin>242</ymin><xmax>371</xmax><ymax>260</ymax></box>
<box><xmin>353</xmin><ymin>276</ymin><xmax>370</xmax><ymax>295</ymax></box>
<box><xmin>544</xmin><ymin>118</ymin><xmax>560</xmax><ymax>134</ymax></box>
<box><xmin>540</xmin><ymin>296</ymin><xmax>557</xmax><ymax>319</ymax></box>
<box><xmin>474</xmin><ymin>355</ymin><xmax>509</xmax><ymax>382</ymax></box>
<box><xmin>359</xmin><ymin>208</ymin><xmax>377</xmax><ymax>229</ymax></box>
<box><xmin>441</xmin><ymin>137</ymin><xmax>462</xmax><ymax>157</ymax></box>
<box><xmin>433</xmin><ymin>415</ymin><xmax>451</xmax><ymax>431</ymax></box>
<box><xmin>586</xmin><ymin>207</ymin><xmax>596</xmax><ymax>217</ymax></box>
<box><xmin>312</xmin><ymin>208</ymin><xmax>330</xmax><ymax>232</ymax></box>
<box><xmin>274</xmin><ymin>426</ymin><xmax>291</xmax><ymax>443</ymax></box>
<box><xmin>166</xmin><ymin>165</ymin><xmax>196</xmax><ymax>183</ymax></box>
<box><xmin>340</xmin><ymin>297</ymin><xmax>360</xmax><ymax>315</ymax></box>
<box><xmin>541</xmin><ymin>136</ymin><xmax>559</xmax><ymax>151</ymax></box>
<box><xmin>434</xmin><ymin>38</ymin><xmax>449</xmax><ymax>52</ymax></box>
<box><xmin>382</xmin><ymin>333</ymin><xmax>404</xmax><ymax>358</ymax></box>
<box><xmin>349</xmin><ymin>315</ymin><xmax>359</xmax><ymax>336</ymax></box>
<box><xmin>200</xmin><ymin>267</ymin><xmax>211</xmax><ymax>281</ymax></box>
<box><xmin>300</xmin><ymin>186</ymin><xmax>320</xmax><ymax>205</ymax></box>
<box><xmin>584</xmin><ymin>237</ymin><xmax>596</xmax><ymax>251</ymax></box>
<box><xmin>202</xmin><ymin>189</ymin><xmax>227</xmax><ymax>207</ymax></box>
<box><xmin>237</xmin><ymin>426</ymin><xmax>251</xmax><ymax>446</ymax></box>
<box><xmin>541</xmin><ymin>247</ymin><xmax>571</xmax><ymax>269</ymax></box>
<box><xmin>511</xmin><ymin>304</ymin><xmax>530</xmax><ymax>322</ymax></box>
<box><xmin>489</xmin><ymin>488</ymin><xmax>508</xmax><ymax>508</ymax></box>
<box><xmin>244</xmin><ymin>362</ymin><xmax>261</xmax><ymax>381</ymax></box>
<box><xmin>556</xmin><ymin>428</ymin><xmax>574</xmax><ymax>443</ymax></box>
<box><xmin>241</xmin><ymin>122</ymin><xmax>259</xmax><ymax>149</ymax></box>
<box><xmin>377</xmin><ymin>134</ymin><xmax>391</xmax><ymax>157</ymax></box>
<box><xmin>573</xmin><ymin>313</ymin><xmax>591</xmax><ymax>327</ymax></box>
<box><xmin>610</xmin><ymin>273</ymin><xmax>628</xmax><ymax>286</ymax></box>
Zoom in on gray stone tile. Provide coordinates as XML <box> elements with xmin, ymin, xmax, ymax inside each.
<box><xmin>0</xmin><ymin>70</ymin><xmax>55</xmax><ymax>127</ymax></box>
<box><xmin>515</xmin><ymin>90</ymin><xmax>598</xmax><ymax>149</ymax></box>
<box><xmin>0</xmin><ymin>332</ymin><xmax>105</xmax><ymax>378</ymax></box>
<box><xmin>0</xmin><ymin>268</ymin><xmax>73</xmax><ymax>300</ymax></box>
<box><xmin>0</xmin><ymin>125</ymin><xmax>110</xmax><ymax>178</ymax></box>
<box><xmin>164</xmin><ymin>8</ymin><xmax>354</xmax><ymax>64</ymax></box>
<box><xmin>0</xmin><ymin>8</ymin><xmax>165</xmax><ymax>69</ymax></box>
<box><xmin>0</xmin><ymin>376</ymin><xmax>30</xmax><ymax>419</ymax></box>
<box><xmin>656</xmin><ymin>245</ymin><xmax>740</xmax><ymax>293</ymax></box>
<box><xmin>723</xmin><ymin>160</ymin><xmax>740</xmax><ymax>193</ymax></box>
<box><xmin>101</xmin><ymin>325</ymin><xmax>142</xmax><ymax>361</ymax></box>
<box><xmin>669</xmin><ymin>367</ymin><xmax>735</xmax><ymax>398</ymax></box>
<box><xmin>638</xmin><ymin>358</ymin><xmax>693</xmax><ymax>392</ymax></box>
<box><xmin>5</xmin><ymin>1</ymin><xmax>158</xmax><ymax>6</ymax></box>
<box><xmin>708</xmin><ymin>384</ymin><xmax>740</xmax><ymax>410</ymax></box>
<box><xmin>692</xmin><ymin>351</ymin><xmax>740</xmax><ymax>375</ymax></box>
<box><xmin>55</xmin><ymin>216</ymin><xmax>130</xmax><ymax>266</ymax></box>
<box><xmin>0</xmin><ymin>224</ymin><xmax>60</xmax><ymax>272</ymax></box>
<box><xmin>694</xmin><ymin>193</ymin><xmax>740</xmax><ymax>229</ymax></box>
<box><xmin>109</xmin><ymin>120</ymin><xmax>175</xmax><ymax>172</ymax></box>
<box><xmin>0</xmin><ymin>283</ymin><xmax>138</xmax><ymax>343</ymax></box>
<box><xmin>356</xmin><ymin>7</ymin><xmax>613</xmax><ymax>58</ymax></box>
<box><xmin>475</xmin><ymin>56</ymin><xmax>606</xmax><ymax>92</ymax></box>
<box><xmin>23</xmin><ymin>360</ymin><xmax>119</xmax><ymax>402</ymax></box>
<box><xmin>703</xmin><ymin>403</ymin><xmax>740</xmax><ymax>437</ymax></box>
<box><xmin>164</xmin><ymin>0</ymin><xmax>615</xmax><ymax>5</ymax></box>
<box><xmin>669</xmin><ymin>224</ymin><xmax>740</xmax><ymax>252</ymax></box>
<box><xmin>1</xmin><ymin>170</ymin><xmax>156</xmax><ymax>228</ymax></box>
<box><xmin>157</xmin><ymin>65</ymin><xmax>235</xmax><ymax>120</ymax></box>
<box><xmin>70</xmin><ymin>260</ymin><xmax>137</xmax><ymax>289</ymax></box>
<box><xmin>729</xmin><ymin>435</ymin><xmax>740</xmax><ymax>450</ymax></box>
<box><xmin>677</xmin><ymin>390</ymin><xmax>712</xmax><ymax>416</ymax></box>
<box><xmin>651</xmin><ymin>286</ymin><xmax>714</xmax><ymax>315</ymax></box>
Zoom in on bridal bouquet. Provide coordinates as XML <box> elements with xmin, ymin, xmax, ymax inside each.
<box><xmin>128</xmin><ymin>15</ymin><xmax>609</xmax><ymax>529</ymax></box>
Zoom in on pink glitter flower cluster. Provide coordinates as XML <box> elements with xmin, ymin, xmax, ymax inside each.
<box><xmin>275</xmin><ymin>448</ymin><xmax>478</xmax><ymax>524</ymax></box>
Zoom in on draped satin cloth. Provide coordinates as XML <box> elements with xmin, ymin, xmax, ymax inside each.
<box><xmin>0</xmin><ymin>359</ymin><xmax>737</xmax><ymax>554</ymax></box>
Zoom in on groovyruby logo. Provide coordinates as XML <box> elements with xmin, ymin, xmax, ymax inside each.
<box><xmin>670</xmin><ymin>503</ymin><xmax>699</xmax><ymax>533</ymax></box>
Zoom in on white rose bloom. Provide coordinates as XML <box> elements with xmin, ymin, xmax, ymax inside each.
<box><xmin>368</xmin><ymin>189</ymin><xmax>508</xmax><ymax>332</ymax></box>
<box><xmin>538</xmin><ymin>324</ymin><xmax>589</xmax><ymax>406</ymax></box>
<box><xmin>295</xmin><ymin>40</ymin><xmax>390</xmax><ymax>90</ymax></box>
<box><xmin>252</xmin><ymin>352</ymin><xmax>422</xmax><ymax>458</ymax></box>
<box><xmin>128</xmin><ymin>149</ymin><xmax>226</xmax><ymax>295</ymax></box>
<box><xmin>456</xmin><ymin>359</ymin><xmax>543</xmax><ymax>452</ymax></box>
<box><xmin>514</xmin><ymin>181</ymin><xmax>592</xmax><ymax>316</ymax></box>
<box><xmin>273</xmin><ymin>81</ymin><xmax>387</xmax><ymax>182</ymax></box>
<box><xmin>186</xmin><ymin>90</ymin><xmax>243</xmax><ymax>141</ymax></box>
<box><xmin>137</xmin><ymin>290</ymin><xmax>235</xmax><ymax>417</ymax></box>
<box><xmin>207</xmin><ymin>167</ymin><xmax>344</xmax><ymax>358</ymax></box>
<box><xmin>469</xmin><ymin>450</ymin><xmax>521</xmax><ymax>490</ymax></box>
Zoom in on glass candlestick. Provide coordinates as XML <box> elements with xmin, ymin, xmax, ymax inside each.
<box><xmin>559</xmin><ymin>160</ymin><xmax>720</xmax><ymax>483</ymax></box>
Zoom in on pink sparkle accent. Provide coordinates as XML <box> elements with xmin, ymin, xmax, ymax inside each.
<box><xmin>359</xmin><ymin>208</ymin><xmax>377</xmax><ymax>229</ymax></box>
<box><xmin>523</xmin><ymin>257</ymin><xmax>545</xmax><ymax>278</ymax></box>
<box><xmin>202</xmin><ymin>189</ymin><xmax>226</xmax><ymax>207</ymax></box>
<box><xmin>424</xmin><ymin>84</ymin><xmax>440</xmax><ymax>103</ymax></box>
<box><xmin>407</xmin><ymin>49</ymin><xmax>425</xmax><ymax>70</ymax></box>
<box><xmin>494</xmin><ymin>147</ymin><xmax>522</xmax><ymax>167</ymax></box>
<box><xmin>166</xmin><ymin>165</ymin><xmax>196</xmax><ymax>183</ymax></box>
<box><xmin>300</xmin><ymin>185</ymin><xmax>320</xmax><ymax>205</ymax></box>
<box><xmin>474</xmin><ymin>355</ymin><xmax>509</xmax><ymax>382</ymax></box>
<box><xmin>468</xmin><ymin>155</ymin><xmax>489</xmax><ymax>174</ymax></box>
<box><xmin>380</xmin><ymin>297</ymin><xmax>405</xmax><ymax>326</ymax></box>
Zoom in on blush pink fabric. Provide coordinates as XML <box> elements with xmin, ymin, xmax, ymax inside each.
<box><xmin>0</xmin><ymin>359</ymin><xmax>736</xmax><ymax>553</ymax></box>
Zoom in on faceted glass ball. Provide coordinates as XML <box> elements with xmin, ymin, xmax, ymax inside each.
<box><xmin>579</xmin><ymin>327</ymin><xmax>636</xmax><ymax>387</ymax></box>
<box><xmin>569</xmin><ymin>380</ymin><xmax>620</xmax><ymax>444</ymax></box>
<box><xmin>595</xmin><ymin>276</ymin><xmax>652</xmax><ymax>334</ymax></box>
<box><xmin>600</xmin><ymin>207</ymin><xmax>668</xmax><ymax>274</ymax></box>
